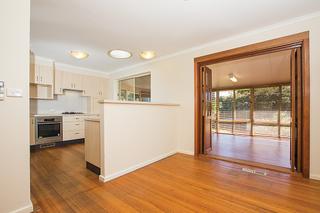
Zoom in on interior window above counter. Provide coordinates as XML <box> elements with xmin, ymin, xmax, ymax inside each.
<box><xmin>118</xmin><ymin>73</ymin><xmax>151</xmax><ymax>102</ymax></box>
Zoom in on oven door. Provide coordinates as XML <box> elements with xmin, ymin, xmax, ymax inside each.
<box><xmin>36</xmin><ymin>122</ymin><xmax>62</xmax><ymax>144</ymax></box>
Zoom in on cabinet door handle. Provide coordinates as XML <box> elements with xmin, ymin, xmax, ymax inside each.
<box><xmin>40</xmin><ymin>76</ymin><xmax>43</xmax><ymax>82</ymax></box>
<box><xmin>36</xmin><ymin>76</ymin><xmax>39</xmax><ymax>82</ymax></box>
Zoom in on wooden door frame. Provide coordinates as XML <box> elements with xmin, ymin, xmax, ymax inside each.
<box><xmin>194</xmin><ymin>32</ymin><xmax>310</xmax><ymax>178</ymax></box>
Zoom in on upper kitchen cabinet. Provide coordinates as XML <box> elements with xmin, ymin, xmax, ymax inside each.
<box><xmin>82</xmin><ymin>75</ymin><xmax>96</xmax><ymax>97</ymax></box>
<box><xmin>30</xmin><ymin>57</ymin><xmax>54</xmax><ymax>85</ymax></box>
<box><xmin>82</xmin><ymin>76</ymin><xmax>108</xmax><ymax>98</ymax></box>
<box><xmin>63</xmin><ymin>71</ymin><xmax>83</xmax><ymax>91</ymax></box>
<box><xmin>29</xmin><ymin>53</ymin><xmax>54</xmax><ymax>99</ymax></box>
<box><xmin>54</xmin><ymin>69</ymin><xmax>64</xmax><ymax>95</ymax></box>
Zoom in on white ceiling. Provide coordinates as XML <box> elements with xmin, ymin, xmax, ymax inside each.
<box><xmin>208</xmin><ymin>50</ymin><xmax>291</xmax><ymax>89</ymax></box>
<box><xmin>30</xmin><ymin>0</ymin><xmax>320</xmax><ymax>73</ymax></box>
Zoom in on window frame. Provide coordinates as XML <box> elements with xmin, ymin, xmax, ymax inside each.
<box><xmin>118</xmin><ymin>73</ymin><xmax>151</xmax><ymax>102</ymax></box>
<box><xmin>212</xmin><ymin>83</ymin><xmax>291</xmax><ymax>139</ymax></box>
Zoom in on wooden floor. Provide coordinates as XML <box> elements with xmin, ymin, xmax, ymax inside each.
<box><xmin>209</xmin><ymin>134</ymin><xmax>290</xmax><ymax>168</ymax></box>
<box><xmin>31</xmin><ymin>143</ymin><xmax>320</xmax><ymax>213</ymax></box>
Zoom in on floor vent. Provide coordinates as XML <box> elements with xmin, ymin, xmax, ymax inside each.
<box><xmin>242</xmin><ymin>167</ymin><xmax>267</xmax><ymax>176</ymax></box>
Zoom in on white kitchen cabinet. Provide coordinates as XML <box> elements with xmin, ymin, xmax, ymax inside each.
<box><xmin>54</xmin><ymin>69</ymin><xmax>64</xmax><ymax>95</ymax></box>
<box><xmin>63</xmin><ymin>72</ymin><xmax>82</xmax><ymax>90</ymax></box>
<box><xmin>63</xmin><ymin>115</ymin><xmax>85</xmax><ymax>141</ymax></box>
<box><xmin>30</xmin><ymin>63</ymin><xmax>54</xmax><ymax>85</ymax></box>
<box><xmin>90</xmin><ymin>96</ymin><xmax>102</xmax><ymax>114</ymax></box>
<box><xmin>85</xmin><ymin>119</ymin><xmax>100</xmax><ymax>168</ymax></box>
<box><xmin>82</xmin><ymin>75</ymin><xmax>96</xmax><ymax>97</ymax></box>
<box><xmin>82</xmin><ymin>76</ymin><xmax>108</xmax><ymax>99</ymax></box>
<box><xmin>30</xmin><ymin>117</ymin><xmax>35</xmax><ymax>145</ymax></box>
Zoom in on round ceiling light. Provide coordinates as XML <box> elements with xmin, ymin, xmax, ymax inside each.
<box><xmin>69</xmin><ymin>50</ymin><xmax>89</xmax><ymax>59</ymax></box>
<box><xmin>108</xmin><ymin>49</ymin><xmax>132</xmax><ymax>59</ymax></box>
<box><xmin>140</xmin><ymin>51</ymin><xmax>156</xmax><ymax>60</ymax></box>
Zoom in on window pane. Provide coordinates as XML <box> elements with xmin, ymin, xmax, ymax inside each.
<box><xmin>235</xmin><ymin>89</ymin><xmax>250</xmax><ymax>120</ymax></box>
<box><xmin>212</xmin><ymin>92</ymin><xmax>217</xmax><ymax>133</ymax></box>
<box><xmin>119</xmin><ymin>78</ymin><xmax>134</xmax><ymax>101</ymax></box>
<box><xmin>253</xmin><ymin>125</ymin><xmax>278</xmax><ymax>137</ymax></box>
<box><xmin>254</xmin><ymin>87</ymin><xmax>280</xmax><ymax>123</ymax></box>
<box><xmin>234</xmin><ymin>89</ymin><xmax>251</xmax><ymax>134</ymax></box>
<box><xmin>280</xmin><ymin>126</ymin><xmax>291</xmax><ymax>138</ymax></box>
<box><xmin>234</xmin><ymin>123</ymin><xmax>251</xmax><ymax>134</ymax></box>
<box><xmin>135</xmin><ymin>75</ymin><xmax>151</xmax><ymax>102</ymax></box>
<box><xmin>281</xmin><ymin>85</ymin><xmax>291</xmax><ymax>125</ymax></box>
<box><xmin>219</xmin><ymin>90</ymin><xmax>233</xmax><ymax>121</ymax></box>
<box><xmin>219</xmin><ymin>122</ymin><xmax>232</xmax><ymax>134</ymax></box>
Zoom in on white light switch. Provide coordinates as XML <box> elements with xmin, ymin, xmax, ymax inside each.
<box><xmin>6</xmin><ymin>88</ymin><xmax>23</xmax><ymax>97</ymax></box>
<box><xmin>0</xmin><ymin>81</ymin><xmax>4</xmax><ymax>100</ymax></box>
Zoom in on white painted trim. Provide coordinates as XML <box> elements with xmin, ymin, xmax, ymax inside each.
<box><xmin>177</xmin><ymin>150</ymin><xmax>194</xmax><ymax>156</ymax></box>
<box><xmin>99</xmin><ymin>100</ymin><xmax>179</xmax><ymax>106</ymax></box>
<box><xmin>9</xmin><ymin>201</ymin><xmax>33</xmax><ymax>213</ymax></box>
<box><xmin>32</xmin><ymin>55</ymin><xmax>110</xmax><ymax>78</ymax></box>
<box><xmin>108</xmin><ymin>11</ymin><xmax>320</xmax><ymax>75</ymax></box>
<box><xmin>310</xmin><ymin>174</ymin><xmax>320</xmax><ymax>181</ymax></box>
<box><xmin>55</xmin><ymin>62</ymin><xmax>110</xmax><ymax>78</ymax></box>
<box><xmin>99</xmin><ymin>151</ymin><xmax>176</xmax><ymax>182</ymax></box>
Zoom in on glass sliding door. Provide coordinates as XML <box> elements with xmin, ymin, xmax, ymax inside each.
<box><xmin>234</xmin><ymin>89</ymin><xmax>251</xmax><ymax>135</ymax></box>
<box><xmin>212</xmin><ymin>84</ymin><xmax>291</xmax><ymax>138</ymax></box>
<box><xmin>218</xmin><ymin>90</ymin><xmax>233</xmax><ymax>134</ymax></box>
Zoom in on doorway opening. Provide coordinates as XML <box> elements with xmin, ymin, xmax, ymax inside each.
<box><xmin>194</xmin><ymin>32</ymin><xmax>310</xmax><ymax>177</ymax></box>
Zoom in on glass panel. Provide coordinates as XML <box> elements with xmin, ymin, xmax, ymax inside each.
<box><xmin>119</xmin><ymin>78</ymin><xmax>134</xmax><ymax>101</ymax></box>
<box><xmin>281</xmin><ymin>85</ymin><xmax>291</xmax><ymax>125</ymax></box>
<box><xmin>38</xmin><ymin>123</ymin><xmax>61</xmax><ymax>139</ymax></box>
<box><xmin>234</xmin><ymin>89</ymin><xmax>251</xmax><ymax>134</ymax></box>
<box><xmin>254</xmin><ymin>87</ymin><xmax>280</xmax><ymax>123</ymax></box>
<box><xmin>234</xmin><ymin>123</ymin><xmax>251</xmax><ymax>134</ymax></box>
<box><xmin>280</xmin><ymin>126</ymin><xmax>291</xmax><ymax>138</ymax></box>
<box><xmin>253</xmin><ymin>125</ymin><xmax>278</xmax><ymax>137</ymax></box>
<box><xmin>135</xmin><ymin>75</ymin><xmax>151</xmax><ymax>102</ymax></box>
<box><xmin>211</xmin><ymin>91</ymin><xmax>217</xmax><ymax>133</ymax></box>
<box><xmin>219</xmin><ymin>90</ymin><xmax>233</xmax><ymax>121</ymax></box>
<box><xmin>235</xmin><ymin>89</ymin><xmax>250</xmax><ymax>121</ymax></box>
<box><xmin>219</xmin><ymin>122</ymin><xmax>232</xmax><ymax>134</ymax></box>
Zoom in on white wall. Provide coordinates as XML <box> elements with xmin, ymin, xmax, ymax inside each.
<box><xmin>0</xmin><ymin>1</ymin><xmax>32</xmax><ymax>213</ymax></box>
<box><xmin>30</xmin><ymin>91</ymin><xmax>89</xmax><ymax>114</ymax></box>
<box><xmin>109</xmin><ymin>14</ymin><xmax>320</xmax><ymax>179</ymax></box>
<box><xmin>100</xmin><ymin>102</ymin><xmax>179</xmax><ymax>181</ymax></box>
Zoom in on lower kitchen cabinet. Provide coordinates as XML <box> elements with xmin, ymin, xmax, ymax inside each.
<box><xmin>85</xmin><ymin>119</ymin><xmax>100</xmax><ymax>169</ymax></box>
<box><xmin>63</xmin><ymin>115</ymin><xmax>85</xmax><ymax>141</ymax></box>
<box><xmin>30</xmin><ymin>117</ymin><xmax>35</xmax><ymax>145</ymax></box>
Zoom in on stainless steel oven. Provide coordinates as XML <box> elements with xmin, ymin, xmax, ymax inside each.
<box><xmin>35</xmin><ymin>116</ymin><xmax>63</xmax><ymax>144</ymax></box>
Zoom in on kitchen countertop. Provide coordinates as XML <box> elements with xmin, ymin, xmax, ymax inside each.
<box><xmin>31</xmin><ymin>113</ymin><xmax>100</xmax><ymax>117</ymax></box>
<box><xmin>84</xmin><ymin>117</ymin><xmax>100</xmax><ymax>122</ymax></box>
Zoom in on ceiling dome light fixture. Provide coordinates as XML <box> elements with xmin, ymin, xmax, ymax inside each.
<box><xmin>140</xmin><ymin>51</ymin><xmax>156</xmax><ymax>60</ymax></box>
<box><xmin>228</xmin><ymin>73</ymin><xmax>238</xmax><ymax>82</ymax></box>
<box><xmin>108</xmin><ymin>49</ymin><xmax>132</xmax><ymax>59</ymax></box>
<box><xmin>69</xmin><ymin>50</ymin><xmax>89</xmax><ymax>59</ymax></box>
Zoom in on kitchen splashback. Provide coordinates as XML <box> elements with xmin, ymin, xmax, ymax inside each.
<box><xmin>30</xmin><ymin>90</ymin><xmax>89</xmax><ymax>114</ymax></box>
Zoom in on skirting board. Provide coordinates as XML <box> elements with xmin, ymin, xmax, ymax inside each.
<box><xmin>177</xmin><ymin>150</ymin><xmax>194</xmax><ymax>156</ymax></box>
<box><xmin>9</xmin><ymin>201</ymin><xmax>33</xmax><ymax>213</ymax></box>
<box><xmin>310</xmin><ymin>174</ymin><xmax>320</xmax><ymax>180</ymax></box>
<box><xmin>99</xmin><ymin>151</ymin><xmax>176</xmax><ymax>182</ymax></box>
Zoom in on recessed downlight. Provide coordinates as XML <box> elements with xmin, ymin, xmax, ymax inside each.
<box><xmin>108</xmin><ymin>49</ymin><xmax>132</xmax><ymax>59</ymax></box>
<box><xmin>140</xmin><ymin>51</ymin><xmax>156</xmax><ymax>60</ymax></box>
<box><xmin>69</xmin><ymin>50</ymin><xmax>89</xmax><ymax>59</ymax></box>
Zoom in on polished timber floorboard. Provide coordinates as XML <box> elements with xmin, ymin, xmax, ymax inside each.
<box><xmin>31</xmin><ymin>143</ymin><xmax>320</xmax><ymax>213</ymax></box>
<box><xmin>209</xmin><ymin>134</ymin><xmax>290</xmax><ymax>168</ymax></box>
